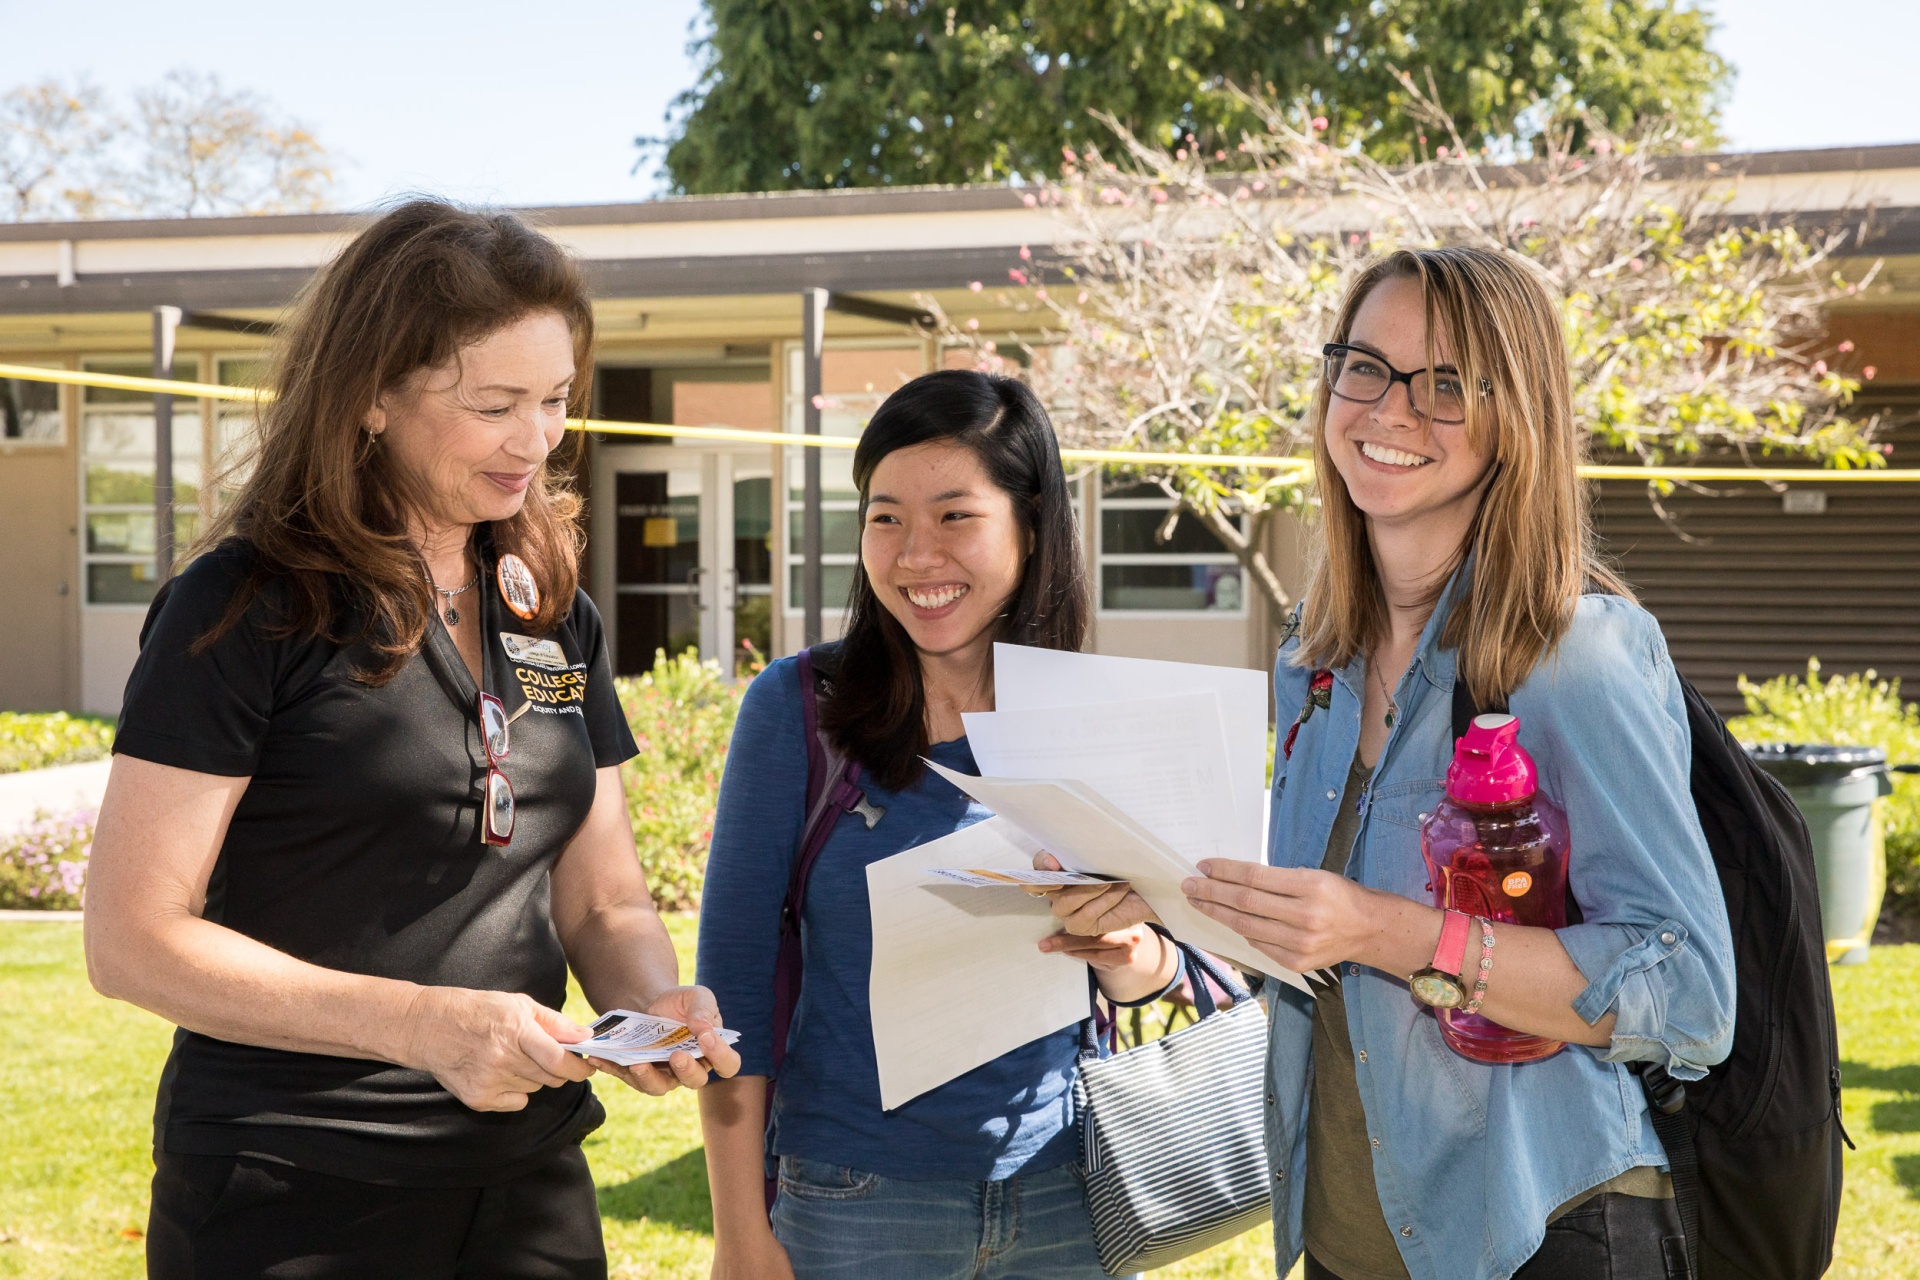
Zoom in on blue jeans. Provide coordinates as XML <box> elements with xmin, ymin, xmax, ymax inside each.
<box><xmin>771</xmin><ymin>1155</ymin><xmax>1127</xmax><ymax>1280</ymax></box>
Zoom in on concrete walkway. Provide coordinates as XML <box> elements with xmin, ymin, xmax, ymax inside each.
<box><xmin>0</xmin><ymin>758</ymin><xmax>112</xmax><ymax>832</ymax></box>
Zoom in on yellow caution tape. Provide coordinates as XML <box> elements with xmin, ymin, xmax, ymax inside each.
<box><xmin>2</xmin><ymin>361</ymin><xmax>1911</xmax><ymax>483</ymax></box>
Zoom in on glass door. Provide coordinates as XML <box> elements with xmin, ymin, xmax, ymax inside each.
<box><xmin>613</xmin><ymin>467</ymin><xmax>703</xmax><ymax>675</ymax></box>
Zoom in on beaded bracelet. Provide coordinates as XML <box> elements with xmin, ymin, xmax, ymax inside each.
<box><xmin>1463</xmin><ymin>916</ymin><xmax>1496</xmax><ymax>1016</ymax></box>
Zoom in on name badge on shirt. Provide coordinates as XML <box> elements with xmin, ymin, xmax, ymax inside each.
<box><xmin>499</xmin><ymin>632</ymin><xmax>570</xmax><ymax>671</ymax></box>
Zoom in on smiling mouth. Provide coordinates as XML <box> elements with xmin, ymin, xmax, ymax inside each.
<box><xmin>1358</xmin><ymin>441</ymin><xmax>1433</xmax><ymax>468</ymax></box>
<box><xmin>485</xmin><ymin>471</ymin><xmax>536</xmax><ymax>492</ymax></box>
<box><xmin>904</xmin><ymin>584</ymin><xmax>969</xmax><ymax>610</ymax></box>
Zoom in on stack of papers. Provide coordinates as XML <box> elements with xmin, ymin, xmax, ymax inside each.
<box><xmin>866</xmin><ymin>646</ymin><xmax>1298</xmax><ymax>1111</ymax></box>
<box><xmin>563</xmin><ymin>1010</ymin><xmax>739</xmax><ymax>1066</ymax></box>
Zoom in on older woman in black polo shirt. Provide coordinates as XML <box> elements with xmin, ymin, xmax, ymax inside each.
<box><xmin>83</xmin><ymin>200</ymin><xmax>739</xmax><ymax>1279</ymax></box>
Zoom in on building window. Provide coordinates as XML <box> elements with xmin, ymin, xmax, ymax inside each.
<box><xmin>2</xmin><ymin>371</ymin><xmax>61</xmax><ymax>443</ymax></box>
<box><xmin>779</xmin><ymin>349</ymin><xmax>873</xmax><ymax>617</ymax></box>
<box><xmin>214</xmin><ymin>356</ymin><xmax>267</xmax><ymax>505</ymax></box>
<box><xmin>81</xmin><ymin>357</ymin><xmax>201</xmax><ymax>606</ymax></box>
<box><xmin>1097</xmin><ymin>483</ymin><xmax>1246</xmax><ymax>615</ymax></box>
<box><xmin>734</xmin><ymin>473</ymin><xmax>774</xmax><ymax>667</ymax></box>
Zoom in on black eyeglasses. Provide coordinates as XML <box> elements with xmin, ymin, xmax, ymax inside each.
<box><xmin>478</xmin><ymin>691</ymin><xmax>515</xmax><ymax>847</ymax></box>
<box><xmin>1322</xmin><ymin>343</ymin><xmax>1491</xmax><ymax>425</ymax></box>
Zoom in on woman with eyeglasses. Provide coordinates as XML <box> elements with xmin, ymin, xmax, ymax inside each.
<box><xmin>1044</xmin><ymin>247</ymin><xmax>1735</xmax><ymax>1280</ymax></box>
<box><xmin>83</xmin><ymin>200</ymin><xmax>739</xmax><ymax>1280</ymax></box>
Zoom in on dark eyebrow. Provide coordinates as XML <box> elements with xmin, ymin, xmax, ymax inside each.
<box><xmin>1345</xmin><ymin>341</ymin><xmax>1458</xmax><ymax>374</ymax></box>
<box><xmin>867</xmin><ymin>488</ymin><xmax>977</xmax><ymax>505</ymax></box>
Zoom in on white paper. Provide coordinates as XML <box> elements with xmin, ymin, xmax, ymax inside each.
<box><xmin>925</xmin><ymin>761</ymin><xmax>1308</xmax><ymax>991</ymax></box>
<box><xmin>992</xmin><ymin>644</ymin><xmax>1271</xmax><ymax>859</ymax></box>
<box><xmin>963</xmin><ymin>692</ymin><xmax>1239</xmax><ymax>863</ymax></box>
<box><xmin>866</xmin><ymin>817</ymin><xmax>1092</xmax><ymax>1110</ymax></box>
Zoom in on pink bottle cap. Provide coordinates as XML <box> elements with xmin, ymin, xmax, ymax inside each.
<box><xmin>1446</xmin><ymin>712</ymin><xmax>1538</xmax><ymax>805</ymax></box>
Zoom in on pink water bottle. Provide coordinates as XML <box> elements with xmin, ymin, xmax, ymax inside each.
<box><xmin>1420</xmin><ymin>713</ymin><xmax>1571</xmax><ymax>1064</ymax></box>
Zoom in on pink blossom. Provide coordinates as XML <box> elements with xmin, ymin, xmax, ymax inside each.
<box><xmin>1019</xmin><ymin>245</ymin><xmax>1032</xmax><ymax>260</ymax></box>
<box><xmin>1008</xmin><ymin>268</ymin><xmax>1028</xmax><ymax>284</ymax></box>
<box><xmin>1234</xmin><ymin>186</ymin><xmax>1250</xmax><ymax>201</ymax></box>
<box><xmin>966</xmin><ymin>318</ymin><xmax>980</xmax><ymax>331</ymax></box>
<box><xmin>1022</xmin><ymin>193</ymin><xmax>1038</xmax><ymax>207</ymax></box>
<box><xmin>1437</xmin><ymin>145</ymin><xmax>1449</xmax><ymax>158</ymax></box>
<box><xmin>1077</xmin><ymin>290</ymin><xmax>1088</xmax><ymax>304</ymax></box>
<box><xmin>1813</xmin><ymin>360</ymin><xmax>1828</xmax><ymax>376</ymax></box>
<box><xmin>1062</xmin><ymin>146</ymin><xmax>1078</xmax><ymax>162</ymax></box>
<box><xmin>1215</xmin><ymin>150</ymin><xmax>1227</xmax><ymax>160</ymax></box>
<box><xmin>1175</xmin><ymin>148</ymin><xmax>1187</xmax><ymax>160</ymax></box>
<box><xmin>1034</xmin><ymin>288</ymin><xmax>1047</xmax><ymax>301</ymax></box>
<box><xmin>969</xmin><ymin>280</ymin><xmax>984</xmax><ymax>292</ymax></box>
<box><xmin>1151</xmin><ymin>188</ymin><xmax>1168</xmax><ymax>203</ymax></box>
<box><xmin>1837</xmin><ymin>340</ymin><xmax>1855</xmax><ymax>353</ymax></box>
<box><xmin>1864</xmin><ymin>366</ymin><xmax>1877</xmax><ymax>380</ymax></box>
<box><xmin>810</xmin><ymin>394</ymin><xmax>826</xmax><ymax>409</ymax></box>
<box><xmin>1592</xmin><ymin>138</ymin><xmax>1613</xmax><ymax>154</ymax></box>
<box><xmin>1312</xmin><ymin>116</ymin><xmax>1328</xmax><ymax>130</ymax></box>
<box><xmin>1629</xmin><ymin>257</ymin><xmax>1645</xmax><ymax>272</ymax></box>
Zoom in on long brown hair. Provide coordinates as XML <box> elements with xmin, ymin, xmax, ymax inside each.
<box><xmin>196</xmin><ymin>199</ymin><xmax>594</xmax><ymax>681</ymax></box>
<box><xmin>1295</xmin><ymin>246</ymin><xmax>1631</xmax><ymax>705</ymax></box>
<box><xmin>820</xmin><ymin>371</ymin><xmax>1089</xmax><ymax>791</ymax></box>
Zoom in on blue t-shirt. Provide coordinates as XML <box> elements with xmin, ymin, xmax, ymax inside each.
<box><xmin>696</xmin><ymin>655</ymin><xmax>1082</xmax><ymax>1181</ymax></box>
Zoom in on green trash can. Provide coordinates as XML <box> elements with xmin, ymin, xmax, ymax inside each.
<box><xmin>1745</xmin><ymin>743</ymin><xmax>1895</xmax><ymax>965</ymax></box>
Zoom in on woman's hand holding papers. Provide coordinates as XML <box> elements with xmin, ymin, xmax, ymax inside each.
<box><xmin>1028</xmin><ymin>850</ymin><xmax>1159</xmax><ymax>935</ymax></box>
<box><xmin>1181</xmin><ymin>858</ymin><xmax>1439</xmax><ymax>977</ymax></box>
<box><xmin>1029</xmin><ymin>852</ymin><xmax>1179</xmax><ymax>1003</ymax></box>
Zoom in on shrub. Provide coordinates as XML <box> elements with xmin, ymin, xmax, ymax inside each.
<box><xmin>615</xmin><ymin>648</ymin><xmax>754</xmax><ymax>912</ymax></box>
<box><xmin>1731</xmin><ymin>659</ymin><xmax>1920</xmax><ymax>912</ymax></box>
<box><xmin>0</xmin><ymin>712</ymin><xmax>115</xmax><ymax>774</ymax></box>
<box><xmin>0</xmin><ymin>810</ymin><xmax>93</xmax><ymax>909</ymax></box>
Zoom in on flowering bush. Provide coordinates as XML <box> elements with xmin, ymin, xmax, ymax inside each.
<box><xmin>0</xmin><ymin>712</ymin><xmax>114</xmax><ymax>774</ymax></box>
<box><xmin>0</xmin><ymin>809</ymin><xmax>93</xmax><ymax>909</ymax></box>
<box><xmin>1731</xmin><ymin>660</ymin><xmax>1920</xmax><ymax>912</ymax></box>
<box><xmin>616</xmin><ymin>647</ymin><xmax>757</xmax><ymax>912</ymax></box>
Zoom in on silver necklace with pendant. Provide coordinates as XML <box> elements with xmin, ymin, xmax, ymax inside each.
<box><xmin>433</xmin><ymin>573</ymin><xmax>478</xmax><ymax>626</ymax></box>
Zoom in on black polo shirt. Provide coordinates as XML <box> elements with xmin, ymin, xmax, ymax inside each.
<box><xmin>116</xmin><ymin>539</ymin><xmax>638</xmax><ymax>1187</ymax></box>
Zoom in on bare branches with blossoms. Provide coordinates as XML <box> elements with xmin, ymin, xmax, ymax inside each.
<box><xmin>924</xmin><ymin>80</ymin><xmax>1884</xmax><ymax>625</ymax></box>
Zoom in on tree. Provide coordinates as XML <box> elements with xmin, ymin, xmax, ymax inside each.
<box><xmin>123</xmin><ymin>71</ymin><xmax>333</xmax><ymax>218</ymax></box>
<box><xmin>0</xmin><ymin>79</ymin><xmax>116</xmax><ymax>220</ymax></box>
<box><xmin>654</xmin><ymin>0</ymin><xmax>1728</xmax><ymax>193</ymax></box>
<box><xmin>0</xmin><ymin>71</ymin><xmax>336</xmax><ymax>221</ymax></box>
<box><xmin>925</xmin><ymin>88</ymin><xmax>1882</xmax><ymax>629</ymax></box>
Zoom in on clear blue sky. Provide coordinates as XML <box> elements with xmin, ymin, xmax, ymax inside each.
<box><xmin>2</xmin><ymin>0</ymin><xmax>1914</xmax><ymax>212</ymax></box>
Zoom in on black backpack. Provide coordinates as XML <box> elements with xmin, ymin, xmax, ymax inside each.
<box><xmin>1454</xmin><ymin>672</ymin><xmax>1846</xmax><ymax>1280</ymax></box>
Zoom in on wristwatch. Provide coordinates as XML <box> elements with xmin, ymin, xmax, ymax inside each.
<box><xmin>1410</xmin><ymin>909</ymin><xmax>1471</xmax><ymax>1009</ymax></box>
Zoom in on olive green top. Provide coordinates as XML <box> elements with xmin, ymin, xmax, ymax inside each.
<box><xmin>1301</xmin><ymin>749</ymin><xmax>1671</xmax><ymax>1280</ymax></box>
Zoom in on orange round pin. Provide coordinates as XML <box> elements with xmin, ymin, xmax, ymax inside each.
<box><xmin>1502</xmin><ymin>871</ymin><xmax>1533</xmax><ymax>898</ymax></box>
<box><xmin>496</xmin><ymin>553</ymin><xmax>540</xmax><ymax>621</ymax></box>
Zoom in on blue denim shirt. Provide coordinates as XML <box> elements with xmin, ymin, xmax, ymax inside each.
<box><xmin>1260</xmin><ymin>586</ymin><xmax>1736</xmax><ymax>1280</ymax></box>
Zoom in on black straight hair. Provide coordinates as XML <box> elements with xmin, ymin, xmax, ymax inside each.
<box><xmin>818</xmin><ymin>369</ymin><xmax>1089</xmax><ymax>790</ymax></box>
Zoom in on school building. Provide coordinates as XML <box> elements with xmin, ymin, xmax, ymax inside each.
<box><xmin>0</xmin><ymin>143</ymin><xmax>1916</xmax><ymax>718</ymax></box>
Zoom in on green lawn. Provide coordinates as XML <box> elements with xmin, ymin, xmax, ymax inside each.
<box><xmin>2</xmin><ymin>921</ymin><xmax>1911</xmax><ymax>1279</ymax></box>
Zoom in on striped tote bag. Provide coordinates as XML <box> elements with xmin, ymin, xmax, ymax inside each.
<box><xmin>1076</xmin><ymin>942</ymin><xmax>1273</xmax><ymax>1275</ymax></box>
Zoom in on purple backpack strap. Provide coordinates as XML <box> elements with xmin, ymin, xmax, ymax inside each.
<box><xmin>763</xmin><ymin>645</ymin><xmax>868</xmax><ymax>1207</ymax></box>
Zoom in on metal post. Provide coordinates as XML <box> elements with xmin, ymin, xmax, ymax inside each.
<box><xmin>152</xmin><ymin>306</ymin><xmax>182</xmax><ymax>586</ymax></box>
<box><xmin>801</xmin><ymin>287</ymin><xmax>828</xmax><ymax>646</ymax></box>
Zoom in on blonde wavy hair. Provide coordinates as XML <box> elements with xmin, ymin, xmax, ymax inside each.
<box><xmin>1295</xmin><ymin>246</ymin><xmax>1631</xmax><ymax>705</ymax></box>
